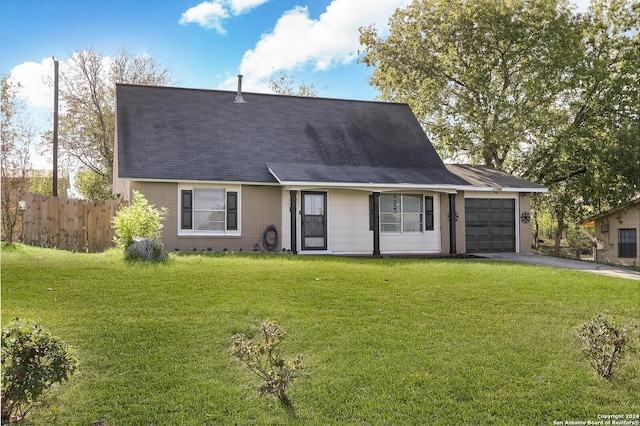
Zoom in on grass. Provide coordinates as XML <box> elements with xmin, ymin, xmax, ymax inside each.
<box><xmin>1</xmin><ymin>243</ymin><xmax>639</xmax><ymax>425</ymax></box>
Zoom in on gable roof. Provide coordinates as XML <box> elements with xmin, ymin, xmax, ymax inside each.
<box><xmin>582</xmin><ymin>198</ymin><xmax>640</xmax><ymax>224</ymax></box>
<box><xmin>116</xmin><ymin>84</ymin><xmax>468</xmax><ymax>187</ymax></box>
<box><xmin>445</xmin><ymin>164</ymin><xmax>547</xmax><ymax>192</ymax></box>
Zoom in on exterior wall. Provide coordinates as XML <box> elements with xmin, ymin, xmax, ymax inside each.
<box><xmin>130</xmin><ymin>182</ymin><xmax>282</xmax><ymax>252</ymax></box>
<box><xmin>282</xmin><ymin>188</ymin><xmax>442</xmax><ymax>255</ymax></box>
<box><xmin>131</xmin><ymin>181</ymin><xmax>178</xmax><ymax>246</ymax></box>
<box><xmin>281</xmin><ymin>188</ymin><xmax>372</xmax><ymax>254</ymax></box>
<box><xmin>439</xmin><ymin>193</ymin><xmax>451</xmax><ymax>254</ymax></box>
<box><xmin>129</xmin><ymin>182</ymin><xmax>535</xmax><ymax>256</ymax></box>
<box><xmin>327</xmin><ymin>189</ymin><xmax>373</xmax><ymax>253</ymax></box>
<box><xmin>518</xmin><ymin>193</ymin><xmax>532</xmax><ymax>253</ymax></box>
<box><xmin>594</xmin><ymin>202</ymin><xmax>640</xmax><ymax>267</ymax></box>
<box><xmin>281</xmin><ymin>191</ymin><xmax>293</xmax><ymax>252</ymax></box>
<box><xmin>112</xmin><ymin>125</ymin><xmax>130</xmax><ymax>201</ymax></box>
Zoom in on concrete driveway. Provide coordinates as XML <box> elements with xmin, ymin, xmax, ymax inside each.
<box><xmin>473</xmin><ymin>252</ymin><xmax>640</xmax><ymax>280</ymax></box>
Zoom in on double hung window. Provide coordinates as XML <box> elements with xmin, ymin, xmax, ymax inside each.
<box><xmin>379</xmin><ymin>194</ymin><xmax>430</xmax><ymax>233</ymax></box>
<box><xmin>180</xmin><ymin>187</ymin><xmax>238</xmax><ymax>233</ymax></box>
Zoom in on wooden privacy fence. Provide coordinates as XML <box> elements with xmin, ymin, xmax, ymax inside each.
<box><xmin>21</xmin><ymin>193</ymin><xmax>126</xmax><ymax>252</ymax></box>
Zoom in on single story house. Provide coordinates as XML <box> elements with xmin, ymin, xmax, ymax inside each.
<box><xmin>113</xmin><ymin>81</ymin><xmax>546</xmax><ymax>256</ymax></box>
<box><xmin>583</xmin><ymin>199</ymin><xmax>639</xmax><ymax>267</ymax></box>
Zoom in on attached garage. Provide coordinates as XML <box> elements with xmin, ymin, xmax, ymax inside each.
<box><xmin>465</xmin><ymin>198</ymin><xmax>516</xmax><ymax>252</ymax></box>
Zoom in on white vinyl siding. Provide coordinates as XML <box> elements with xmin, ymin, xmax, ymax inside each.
<box><xmin>281</xmin><ymin>188</ymin><xmax>441</xmax><ymax>254</ymax></box>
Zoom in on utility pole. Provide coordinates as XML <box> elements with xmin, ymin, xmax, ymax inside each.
<box><xmin>52</xmin><ymin>57</ymin><xmax>59</xmax><ymax>197</ymax></box>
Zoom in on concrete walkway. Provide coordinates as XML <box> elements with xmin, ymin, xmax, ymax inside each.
<box><xmin>473</xmin><ymin>252</ymin><xmax>640</xmax><ymax>280</ymax></box>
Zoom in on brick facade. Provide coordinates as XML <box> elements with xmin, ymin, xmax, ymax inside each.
<box><xmin>130</xmin><ymin>182</ymin><xmax>282</xmax><ymax>253</ymax></box>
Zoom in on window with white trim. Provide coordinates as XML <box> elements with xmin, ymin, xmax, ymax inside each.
<box><xmin>179</xmin><ymin>187</ymin><xmax>239</xmax><ymax>234</ymax></box>
<box><xmin>380</xmin><ymin>194</ymin><xmax>424</xmax><ymax>233</ymax></box>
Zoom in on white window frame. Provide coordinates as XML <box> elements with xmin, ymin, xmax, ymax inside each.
<box><xmin>178</xmin><ymin>184</ymin><xmax>241</xmax><ymax>236</ymax></box>
<box><xmin>380</xmin><ymin>193</ymin><xmax>424</xmax><ymax>234</ymax></box>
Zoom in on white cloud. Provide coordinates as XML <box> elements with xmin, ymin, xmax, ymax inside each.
<box><xmin>9</xmin><ymin>52</ymin><xmax>113</xmax><ymax>110</ymax></box>
<box><xmin>179</xmin><ymin>0</ymin><xmax>270</xmax><ymax>33</ymax></box>
<box><xmin>229</xmin><ymin>0</ymin><xmax>270</xmax><ymax>14</ymax></box>
<box><xmin>179</xmin><ymin>1</ymin><xmax>229</xmax><ymax>33</ymax></box>
<box><xmin>221</xmin><ymin>0</ymin><xmax>411</xmax><ymax>92</ymax></box>
<box><xmin>9</xmin><ymin>58</ymin><xmax>55</xmax><ymax>108</ymax></box>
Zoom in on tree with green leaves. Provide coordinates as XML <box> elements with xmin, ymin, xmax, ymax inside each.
<box><xmin>360</xmin><ymin>0</ymin><xmax>639</xmax><ymax>254</ymax></box>
<box><xmin>1</xmin><ymin>76</ymin><xmax>34</xmax><ymax>243</ymax></box>
<box><xmin>58</xmin><ymin>49</ymin><xmax>171</xmax><ymax>198</ymax></box>
<box><xmin>266</xmin><ymin>72</ymin><xmax>321</xmax><ymax>97</ymax></box>
<box><xmin>525</xmin><ymin>0</ymin><xmax>639</xmax><ymax>252</ymax></box>
<box><xmin>75</xmin><ymin>169</ymin><xmax>114</xmax><ymax>200</ymax></box>
<box><xmin>26</xmin><ymin>171</ymin><xmax>69</xmax><ymax>198</ymax></box>
<box><xmin>359</xmin><ymin>0</ymin><xmax>582</xmax><ymax>170</ymax></box>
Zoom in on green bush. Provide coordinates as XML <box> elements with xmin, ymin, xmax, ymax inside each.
<box><xmin>232</xmin><ymin>321</ymin><xmax>304</xmax><ymax>407</ymax></box>
<box><xmin>112</xmin><ymin>191</ymin><xmax>167</xmax><ymax>249</ymax></box>
<box><xmin>1</xmin><ymin>319</ymin><xmax>78</xmax><ymax>424</ymax></box>
<box><xmin>575</xmin><ymin>313</ymin><xmax>633</xmax><ymax>379</ymax></box>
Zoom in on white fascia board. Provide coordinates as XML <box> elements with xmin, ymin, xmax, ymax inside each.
<box><xmin>281</xmin><ymin>180</ymin><xmax>463</xmax><ymax>193</ymax></box>
<box><xmin>462</xmin><ymin>186</ymin><xmax>548</xmax><ymax>193</ymax></box>
<box><xmin>117</xmin><ymin>177</ymin><xmax>281</xmax><ymax>187</ymax></box>
<box><xmin>121</xmin><ymin>176</ymin><xmax>546</xmax><ymax>193</ymax></box>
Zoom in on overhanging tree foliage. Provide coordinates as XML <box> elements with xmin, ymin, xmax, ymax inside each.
<box><xmin>1</xmin><ymin>76</ymin><xmax>34</xmax><ymax>243</ymax></box>
<box><xmin>266</xmin><ymin>72</ymin><xmax>320</xmax><ymax>97</ymax></box>
<box><xmin>525</xmin><ymin>0</ymin><xmax>639</xmax><ymax>242</ymax></box>
<box><xmin>58</xmin><ymin>49</ymin><xmax>171</xmax><ymax>198</ymax></box>
<box><xmin>75</xmin><ymin>169</ymin><xmax>115</xmax><ymax>201</ymax></box>
<box><xmin>359</xmin><ymin>0</ymin><xmax>639</xmax><ymax>252</ymax></box>
<box><xmin>359</xmin><ymin>0</ymin><xmax>582</xmax><ymax>170</ymax></box>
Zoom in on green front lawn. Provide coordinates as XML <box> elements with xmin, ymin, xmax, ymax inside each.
<box><xmin>2</xmin><ymin>244</ymin><xmax>638</xmax><ymax>425</ymax></box>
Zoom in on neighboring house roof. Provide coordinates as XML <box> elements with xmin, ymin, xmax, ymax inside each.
<box><xmin>445</xmin><ymin>164</ymin><xmax>547</xmax><ymax>192</ymax></box>
<box><xmin>116</xmin><ymin>84</ymin><xmax>468</xmax><ymax>187</ymax></box>
<box><xmin>582</xmin><ymin>198</ymin><xmax>640</xmax><ymax>224</ymax></box>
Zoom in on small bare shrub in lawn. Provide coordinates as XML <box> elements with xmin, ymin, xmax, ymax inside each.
<box><xmin>575</xmin><ymin>313</ymin><xmax>634</xmax><ymax>379</ymax></box>
<box><xmin>231</xmin><ymin>321</ymin><xmax>304</xmax><ymax>407</ymax></box>
<box><xmin>1</xmin><ymin>319</ymin><xmax>78</xmax><ymax>424</ymax></box>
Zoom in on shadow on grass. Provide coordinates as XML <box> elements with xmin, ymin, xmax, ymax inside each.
<box><xmin>1</xmin><ymin>242</ymin><xmax>22</xmax><ymax>252</ymax></box>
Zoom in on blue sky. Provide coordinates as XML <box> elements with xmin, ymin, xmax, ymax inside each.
<box><xmin>2</xmin><ymin>0</ymin><xmax>414</xmax><ymax>107</ymax></box>
<box><xmin>2</xmin><ymin>0</ymin><xmax>591</xmax><ymax>169</ymax></box>
<box><xmin>1</xmin><ymin>0</ymin><xmax>593</xmax><ymax>105</ymax></box>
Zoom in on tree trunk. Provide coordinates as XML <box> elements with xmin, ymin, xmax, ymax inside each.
<box><xmin>554</xmin><ymin>215</ymin><xmax>564</xmax><ymax>256</ymax></box>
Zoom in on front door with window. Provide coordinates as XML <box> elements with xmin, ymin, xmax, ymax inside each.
<box><xmin>302</xmin><ymin>192</ymin><xmax>327</xmax><ymax>250</ymax></box>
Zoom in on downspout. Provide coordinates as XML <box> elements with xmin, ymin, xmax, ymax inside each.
<box><xmin>449</xmin><ymin>193</ymin><xmax>457</xmax><ymax>254</ymax></box>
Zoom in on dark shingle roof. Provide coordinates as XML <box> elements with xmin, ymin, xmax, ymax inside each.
<box><xmin>445</xmin><ymin>164</ymin><xmax>547</xmax><ymax>190</ymax></box>
<box><xmin>116</xmin><ymin>84</ymin><xmax>467</xmax><ymax>186</ymax></box>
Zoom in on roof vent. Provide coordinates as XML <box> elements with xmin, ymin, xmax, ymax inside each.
<box><xmin>234</xmin><ymin>74</ymin><xmax>246</xmax><ymax>104</ymax></box>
